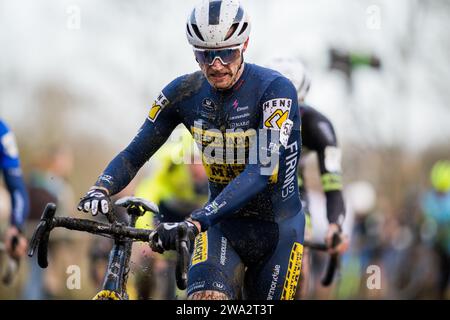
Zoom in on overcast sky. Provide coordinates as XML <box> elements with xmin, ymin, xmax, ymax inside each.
<box><xmin>1</xmin><ymin>0</ymin><xmax>449</xmax><ymax>152</ymax></box>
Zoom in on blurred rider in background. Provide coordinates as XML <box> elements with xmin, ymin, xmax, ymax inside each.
<box><xmin>266</xmin><ymin>58</ymin><xmax>349</xmax><ymax>298</ymax></box>
<box><xmin>421</xmin><ymin>160</ymin><xmax>450</xmax><ymax>299</ymax></box>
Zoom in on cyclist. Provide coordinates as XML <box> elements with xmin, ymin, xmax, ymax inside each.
<box><xmin>79</xmin><ymin>0</ymin><xmax>314</xmax><ymax>300</ymax></box>
<box><xmin>0</xmin><ymin>119</ymin><xmax>29</xmax><ymax>260</ymax></box>
<box><xmin>421</xmin><ymin>160</ymin><xmax>450</xmax><ymax>299</ymax></box>
<box><xmin>266</xmin><ymin>58</ymin><xmax>348</xmax><ymax>297</ymax></box>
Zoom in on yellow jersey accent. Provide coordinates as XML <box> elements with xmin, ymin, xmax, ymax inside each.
<box><xmin>264</xmin><ymin>109</ymin><xmax>289</xmax><ymax>129</ymax></box>
<box><xmin>191</xmin><ymin>232</ymin><xmax>208</xmax><ymax>266</ymax></box>
<box><xmin>281</xmin><ymin>242</ymin><xmax>303</xmax><ymax>300</ymax></box>
<box><xmin>148</xmin><ymin>102</ymin><xmax>162</xmax><ymax>121</ymax></box>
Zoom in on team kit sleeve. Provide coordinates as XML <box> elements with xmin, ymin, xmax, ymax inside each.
<box><xmin>310</xmin><ymin>113</ymin><xmax>346</xmax><ymax>225</ymax></box>
<box><xmin>191</xmin><ymin>77</ymin><xmax>301</xmax><ymax>231</ymax></box>
<box><xmin>94</xmin><ymin>79</ymin><xmax>182</xmax><ymax>195</ymax></box>
<box><xmin>0</xmin><ymin>122</ymin><xmax>30</xmax><ymax>229</ymax></box>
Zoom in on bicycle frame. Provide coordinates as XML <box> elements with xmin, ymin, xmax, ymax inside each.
<box><xmin>93</xmin><ymin>207</ymin><xmax>144</xmax><ymax>300</ymax></box>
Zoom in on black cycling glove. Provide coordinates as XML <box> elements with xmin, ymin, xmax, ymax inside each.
<box><xmin>149</xmin><ymin>221</ymin><xmax>199</xmax><ymax>254</ymax></box>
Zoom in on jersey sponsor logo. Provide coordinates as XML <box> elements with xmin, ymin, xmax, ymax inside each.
<box><xmin>213</xmin><ymin>282</ymin><xmax>225</xmax><ymax>290</ymax></box>
<box><xmin>191</xmin><ymin>232</ymin><xmax>208</xmax><ymax>266</ymax></box>
<box><xmin>204</xmin><ymin>200</ymin><xmax>227</xmax><ymax>216</ymax></box>
<box><xmin>202</xmin><ymin>98</ymin><xmax>216</xmax><ymax>111</ymax></box>
<box><xmin>262</xmin><ymin>98</ymin><xmax>292</xmax><ymax>129</ymax></box>
<box><xmin>220</xmin><ymin>237</ymin><xmax>227</xmax><ymax>266</ymax></box>
<box><xmin>267</xmin><ymin>264</ymin><xmax>281</xmax><ymax>300</ymax></box>
<box><xmin>229</xmin><ymin>120</ymin><xmax>250</xmax><ymax>129</ymax></box>
<box><xmin>200</xmin><ymin>98</ymin><xmax>217</xmax><ymax>120</ymax></box>
<box><xmin>191</xmin><ymin>126</ymin><xmax>255</xmax><ymax>149</ymax></box>
<box><xmin>282</xmin><ymin>142</ymin><xmax>299</xmax><ymax>200</ymax></box>
<box><xmin>229</xmin><ymin>113</ymin><xmax>250</xmax><ymax>121</ymax></box>
<box><xmin>187</xmin><ymin>281</ymin><xmax>206</xmax><ymax>293</ymax></box>
<box><xmin>236</xmin><ymin>106</ymin><xmax>249</xmax><ymax>112</ymax></box>
<box><xmin>148</xmin><ymin>92</ymin><xmax>169</xmax><ymax>122</ymax></box>
<box><xmin>279</xmin><ymin>119</ymin><xmax>293</xmax><ymax>147</ymax></box>
<box><xmin>191</xmin><ymin>125</ymin><xmax>256</xmax><ymax>184</ymax></box>
<box><xmin>281</xmin><ymin>242</ymin><xmax>303</xmax><ymax>300</ymax></box>
<box><xmin>97</xmin><ymin>174</ymin><xmax>113</xmax><ymax>184</ymax></box>
<box><xmin>191</xmin><ymin>124</ymin><xmax>279</xmax><ymax>184</ymax></box>
<box><xmin>204</xmin><ymin>163</ymin><xmax>246</xmax><ymax>184</ymax></box>
<box><xmin>1</xmin><ymin>132</ymin><xmax>19</xmax><ymax>158</ymax></box>
<box><xmin>268</xmin><ymin>142</ymin><xmax>280</xmax><ymax>154</ymax></box>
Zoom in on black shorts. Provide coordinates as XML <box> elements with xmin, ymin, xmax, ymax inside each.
<box><xmin>187</xmin><ymin>211</ymin><xmax>305</xmax><ymax>300</ymax></box>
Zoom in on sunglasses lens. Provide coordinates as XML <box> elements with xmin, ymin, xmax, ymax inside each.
<box><xmin>218</xmin><ymin>48</ymin><xmax>241</xmax><ymax>64</ymax></box>
<box><xmin>194</xmin><ymin>50</ymin><xmax>210</xmax><ymax>65</ymax></box>
<box><xmin>194</xmin><ymin>47</ymin><xmax>241</xmax><ymax>65</ymax></box>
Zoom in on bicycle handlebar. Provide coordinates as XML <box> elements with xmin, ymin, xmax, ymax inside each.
<box><xmin>175</xmin><ymin>223</ymin><xmax>190</xmax><ymax>290</ymax></box>
<box><xmin>303</xmin><ymin>232</ymin><xmax>342</xmax><ymax>287</ymax></box>
<box><xmin>28</xmin><ymin>200</ymin><xmax>190</xmax><ymax>290</ymax></box>
<box><xmin>28</xmin><ymin>203</ymin><xmax>56</xmax><ymax>268</ymax></box>
<box><xmin>320</xmin><ymin>233</ymin><xmax>341</xmax><ymax>286</ymax></box>
<box><xmin>30</xmin><ymin>200</ymin><xmax>340</xmax><ymax>291</ymax></box>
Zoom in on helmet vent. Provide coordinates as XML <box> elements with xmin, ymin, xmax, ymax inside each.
<box><xmin>238</xmin><ymin>23</ymin><xmax>248</xmax><ymax>36</ymax></box>
<box><xmin>224</xmin><ymin>23</ymin><xmax>239</xmax><ymax>41</ymax></box>
<box><xmin>191</xmin><ymin>24</ymin><xmax>205</xmax><ymax>42</ymax></box>
<box><xmin>186</xmin><ymin>24</ymin><xmax>193</xmax><ymax>38</ymax></box>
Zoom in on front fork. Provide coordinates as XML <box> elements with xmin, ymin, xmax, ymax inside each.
<box><xmin>95</xmin><ymin>212</ymin><xmax>139</xmax><ymax>300</ymax></box>
<box><xmin>101</xmin><ymin>239</ymin><xmax>132</xmax><ymax>299</ymax></box>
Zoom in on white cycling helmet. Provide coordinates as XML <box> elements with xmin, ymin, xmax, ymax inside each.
<box><xmin>266</xmin><ymin>57</ymin><xmax>312</xmax><ymax>101</ymax></box>
<box><xmin>186</xmin><ymin>0</ymin><xmax>251</xmax><ymax>49</ymax></box>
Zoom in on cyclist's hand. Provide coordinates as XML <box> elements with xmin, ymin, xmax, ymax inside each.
<box><xmin>4</xmin><ymin>226</ymin><xmax>28</xmax><ymax>260</ymax></box>
<box><xmin>77</xmin><ymin>187</ymin><xmax>111</xmax><ymax>216</ymax></box>
<box><xmin>149</xmin><ymin>221</ymin><xmax>199</xmax><ymax>254</ymax></box>
<box><xmin>325</xmin><ymin>223</ymin><xmax>349</xmax><ymax>255</ymax></box>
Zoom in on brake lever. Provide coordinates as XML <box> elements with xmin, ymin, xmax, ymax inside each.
<box><xmin>175</xmin><ymin>223</ymin><xmax>190</xmax><ymax>290</ymax></box>
<box><xmin>321</xmin><ymin>232</ymin><xmax>342</xmax><ymax>287</ymax></box>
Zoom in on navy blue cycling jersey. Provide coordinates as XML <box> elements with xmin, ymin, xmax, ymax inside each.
<box><xmin>0</xmin><ymin>120</ymin><xmax>29</xmax><ymax>229</ymax></box>
<box><xmin>94</xmin><ymin>63</ymin><xmax>305</xmax><ymax>300</ymax></box>
<box><xmin>96</xmin><ymin>63</ymin><xmax>303</xmax><ymax>230</ymax></box>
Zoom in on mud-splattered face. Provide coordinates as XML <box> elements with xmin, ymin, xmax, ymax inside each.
<box><xmin>198</xmin><ymin>39</ymin><xmax>248</xmax><ymax>91</ymax></box>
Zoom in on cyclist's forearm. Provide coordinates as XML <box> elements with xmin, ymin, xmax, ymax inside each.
<box><xmin>94</xmin><ymin>150</ymin><xmax>143</xmax><ymax>195</ymax></box>
<box><xmin>3</xmin><ymin>168</ymin><xmax>29</xmax><ymax>229</ymax></box>
<box><xmin>94</xmin><ymin>119</ymin><xmax>172</xmax><ymax>195</ymax></box>
<box><xmin>317</xmin><ymin>148</ymin><xmax>345</xmax><ymax>225</ymax></box>
<box><xmin>325</xmin><ymin>190</ymin><xmax>345</xmax><ymax>225</ymax></box>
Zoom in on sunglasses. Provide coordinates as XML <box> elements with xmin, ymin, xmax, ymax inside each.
<box><xmin>193</xmin><ymin>44</ymin><xmax>244</xmax><ymax>66</ymax></box>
